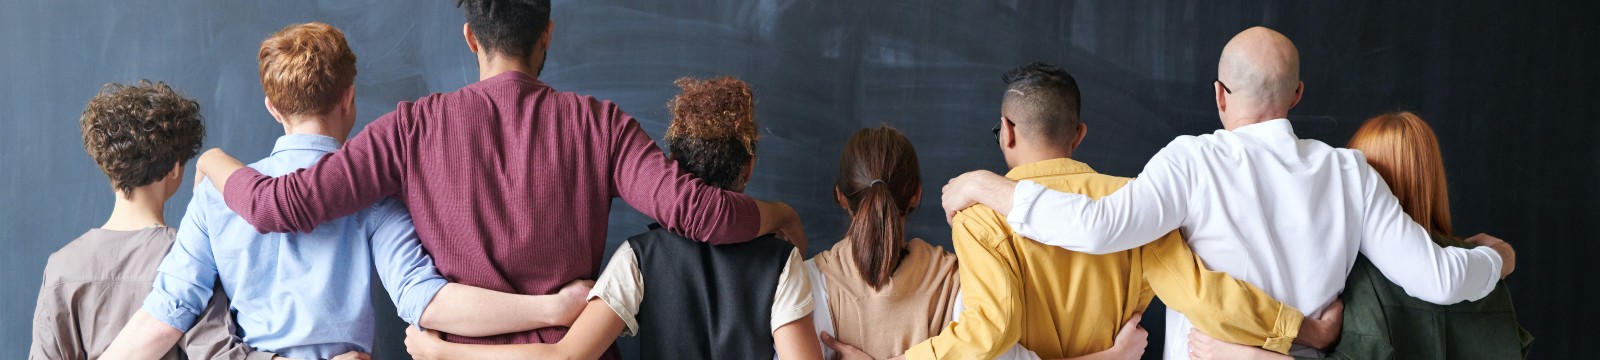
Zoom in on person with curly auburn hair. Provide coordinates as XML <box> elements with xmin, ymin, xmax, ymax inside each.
<box><xmin>193</xmin><ymin>1</ymin><xmax>805</xmax><ymax>355</ymax></box>
<box><xmin>100</xmin><ymin>22</ymin><xmax>594</xmax><ymax>360</ymax></box>
<box><xmin>30</xmin><ymin>80</ymin><xmax>268</xmax><ymax>360</ymax></box>
<box><xmin>401</xmin><ymin>76</ymin><xmax>823</xmax><ymax>360</ymax></box>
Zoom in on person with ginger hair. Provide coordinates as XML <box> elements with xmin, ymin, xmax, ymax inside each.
<box><xmin>1188</xmin><ymin>111</ymin><xmax>1532</xmax><ymax>360</ymax></box>
<box><xmin>403</xmin><ymin>76</ymin><xmax>823</xmax><ymax>360</ymax></box>
<box><xmin>940</xmin><ymin>27</ymin><xmax>1516</xmax><ymax>358</ymax></box>
<box><xmin>100</xmin><ymin>22</ymin><xmax>590</xmax><ymax>360</ymax></box>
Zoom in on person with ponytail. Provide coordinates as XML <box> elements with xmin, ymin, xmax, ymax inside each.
<box><xmin>1188</xmin><ymin>111</ymin><xmax>1532</xmax><ymax>360</ymax></box>
<box><xmin>402</xmin><ymin>76</ymin><xmax>823</xmax><ymax>360</ymax></box>
<box><xmin>826</xmin><ymin>63</ymin><xmax>1328</xmax><ymax>360</ymax></box>
<box><xmin>802</xmin><ymin>124</ymin><xmax>964</xmax><ymax>360</ymax></box>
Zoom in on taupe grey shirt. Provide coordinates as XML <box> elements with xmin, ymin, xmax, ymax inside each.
<box><xmin>29</xmin><ymin>227</ymin><xmax>263</xmax><ymax>360</ymax></box>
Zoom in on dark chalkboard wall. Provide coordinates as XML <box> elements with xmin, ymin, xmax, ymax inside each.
<box><xmin>3</xmin><ymin>1</ymin><xmax>1594</xmax><ymax>359</ymax></box>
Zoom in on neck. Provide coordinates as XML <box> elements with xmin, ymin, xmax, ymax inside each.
<box><xmin>102</xmin><ymin>187</ymin><xmax>168</xmax><ymax>231</ymax></box>
<box><xmin>1222</xmin><ymin>107</ymin><xmax>1288</xmax><ymax>131</ymax></box>
<box><xmin>478</xmin><ymin>53</ymin><xmax>540</xmax><ymax>81</ymax></box>
<box><xmin>1011</xmin><ymin>147</ymin><xmax>1074</xmax><ymax>168</ymax></box>
<box><xmin>283</xmin><ymin>115</ymin><xmax>346</xmax><ymax>144</ymax></box>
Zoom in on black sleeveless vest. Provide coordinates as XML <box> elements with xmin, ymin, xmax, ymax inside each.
<box><xmin>629</xmin><ymin>224</ymin><xmax>794</xmax><ymax>360</ymax></box>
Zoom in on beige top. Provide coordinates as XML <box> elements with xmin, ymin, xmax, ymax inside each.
<box><xmin>808</xmin><ymin>238</ymin><xmax>960</xmax><ymax>360</ymax></box>
<box><xmin>29</xmin><ymin>227</ymin><xmax>261</xmax><ymax>360</ymax></box>
<box><xmin>588</xmin><ymin>242</ymin><xmax>813</xmax><ymax>336</ymax></box>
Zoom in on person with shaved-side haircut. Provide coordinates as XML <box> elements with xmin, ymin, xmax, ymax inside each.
<box><xmin>939</xmin><ymin>26</ymin><xmax>1517</xmax><ymax>358</ymax></box>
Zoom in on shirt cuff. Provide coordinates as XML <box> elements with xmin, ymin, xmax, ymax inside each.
<box><xmin>394</xmin><ymin>277</ymin><xmax>449</xmax><ymax>326</ymax></box>
<box><xmin>141</xmin><ymin>292</ymin><xmax>201</xmax><ymax>333</ymax></box>
<box><xmin>1473</xmin><ymin>246</ymin><xmax>1504</xmax><ymax>298</ymax></box>
<box><xmin>1262</xmin><ymin>301</ymin><xmax>1303</xmax><ymax>354</ymax></box>
<box><xmin>1004</xmin><ymin>180</ymin><xmax>1049</xmax><ymax>234</ymax></box>
<box><xmin>903</xmin><ymin>341</ymin><xmax>938</xmax><ymax>360</ymax></box>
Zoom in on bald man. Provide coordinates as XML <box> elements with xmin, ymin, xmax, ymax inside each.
<box><xmin>938</xmin><ymin>26</ymin><xmax>1516</xmax><ymax>358</ymax></box>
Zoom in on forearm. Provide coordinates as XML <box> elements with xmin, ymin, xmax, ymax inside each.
<box><xmin>198</xmin><ymin>149</ymin><xmax>246</xmax><ymax>193</ymax></box>
<box><xmin>102</xmin><ymin>310</ymin><xmax>185</xmax><ymax>359</ymax></box>
<box><xmin>772</xmin><ymin>316</ymin><xmax>824</xmax><ymax>360</ymax></box>
<box><xmin>1142</xmin><ymin>234</ymin><xmax>1300</xmax><ymax>353</ymax></box>
<box><xmin>418</xmin><ymin>284</ymin><xmax>566</xmax><ymax>337</ymax></box>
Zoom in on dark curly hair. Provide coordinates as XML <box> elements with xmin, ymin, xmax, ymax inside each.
<box><xmin>455</xmin><ymin>0</ymin><xmax>551</xmax><ymax>58</ymax></box>
<box><xmin>79</xmin><ymin>80</ymin><xmax>205</xmax><ymax>196</ymax></box>
<box><xmin>665</xmin><ymin>76</ymin><xmax>759</xmax><ymax>191</ymax></box>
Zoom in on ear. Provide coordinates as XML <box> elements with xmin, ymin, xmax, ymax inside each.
<box><xmin>1214</xmin><ymin>81</ymin><xmax>1227</xmax><ymax>113</ymax></box>
<box><xmin>907</xmin><ymin>183</ymin><xmax>923</xmax><ymax>212</ymax></box>
<box><xmin>539</xmin><ymin>20</ymin><xmax>554</xmax><ymax>50</ymax></box>
<box><xmin>1069</xmin><ymin>122</ymin><xmax>1089</xmax><ymax>152</ymax></box>
<box><xmin>341</xmin><ymin>84</ymin><xmax>356</xmax><ymax>116</ymax></box>
<box><xmin>463</xmin><ymin>23</ymin><xmax>479</xmax><ymax>54</ymax></box>
<box><xmin>1288</xmin><ymin>81</ymin><xmax>1304</xmax><ymax>109</ymax></box>
<box><xmin>167</xmin><ymin>161</ymin><xmax>184</xmax><ymax>181</ymax></box>
<box><xmin>834</xmin><ymin>186</ymin><xmax>851</xmax><ymax>213</ymax></box>
<box><xmin>264</xmin><ymin>97</ymin><xmax>286</xmax><ymax>124</ymax></box>
<box><xmin>1001</xmin><ymin>116</ymin><xmax>1018</xmax><ymax>150</ymax></box>
<box><xmin>739</xmin><ymin>157</ymin><xmax>756</xmax><ymax>187</ymax></box>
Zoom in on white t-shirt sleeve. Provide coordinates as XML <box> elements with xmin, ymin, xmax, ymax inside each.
<box><xmin>1007</xmin><ymin>142</ymin><xmax>1193</xmax><ymax>255</ymax></box>
<box><xmin>589</xmin><ymin>242</ymin><xmax>645</xmax><ymax>337</ymax></box>
<box><xmin>770</xmin><ymin>248</ymin><xmax>815</xmax><ymax>333</ymax></box>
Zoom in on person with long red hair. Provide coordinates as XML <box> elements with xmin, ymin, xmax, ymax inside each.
<box><xmin>1188</xmin><ymin>111</ymin><xmax>1533</xmax><ymax>359</ymax></box>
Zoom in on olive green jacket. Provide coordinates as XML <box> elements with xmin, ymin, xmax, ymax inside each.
<box><xmin>1299</xmin><ymin>234</ymin><xmax>1532</xmax><ymax>359</ymax></box>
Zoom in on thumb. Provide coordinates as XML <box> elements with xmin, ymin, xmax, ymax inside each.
<box><xmin>821</xmin><ymin>331</ymin><xmax>846</xmax><ymax>351</ymax></box>
<box><xmin>1121</xmin><ymin>313</ymin><xmax>1143</xmax><ymax>334</ymax></box>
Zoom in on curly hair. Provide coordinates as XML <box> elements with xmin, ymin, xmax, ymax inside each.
<box><xmin>258</xmin><ymin>22</ymin><xmax>357</xmax><ymax>117</ymax></box>
<box><xmin>665</xmin><ymin>76</ymin><xmax>759</xmax><ymax>191</ymax></box>
<box><xmin>79</xmin><ymin>80</ymin><xmax>205</xmax><ymax>196</ymax></box>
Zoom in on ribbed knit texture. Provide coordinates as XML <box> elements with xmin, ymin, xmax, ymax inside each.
<box><xmin>221</xmin><ymin>71</ymin><xmax>760</xmax><ymax>351</ymax></box>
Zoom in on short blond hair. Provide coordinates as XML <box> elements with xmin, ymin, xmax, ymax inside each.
<box><xmin>258</xmin><ymin>22</ymin><xmax>356</xmax><ymax>117</ymax></box>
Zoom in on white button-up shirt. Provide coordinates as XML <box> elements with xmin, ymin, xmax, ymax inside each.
<box><xmin>1004</xmin><ymin>119</ymin><xmax>1502</xmax><ymax>358</ymax></box>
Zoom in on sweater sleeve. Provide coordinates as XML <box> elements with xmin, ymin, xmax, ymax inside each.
<box><xmin>223</xmin><ymin>106</ymin><xmax>412</xmax><ymax>233</ymax></box>
<box><xmin>600</xmin><ymin>99</ymin><xmax>759</xmax><ymax>244</ymax></box>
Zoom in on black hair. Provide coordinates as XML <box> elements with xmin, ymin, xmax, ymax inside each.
<box><xmin>1001</xmin><ymin>62</ymin><xmax>1082</xmax><ymax>146</ymax></box>
<box><xmin>455</xmin><ymin>0</ymin><xmax>552</xmax><ymax>58</ymax></box>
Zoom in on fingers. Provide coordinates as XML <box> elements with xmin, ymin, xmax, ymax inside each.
<box><xmin>1323</xmin><ymin>299</ymin><xmax>1345</xmax><ymax>321</ymax></box>
<box><xmin>820</xmin><ymin>331</ymin><xmax>844</xmax><ymax>351</ymax></box>
<box><xmin>1187</xmin><ymin>329</ymin><xmax>1214</xmax><ymax>360</ymax></box>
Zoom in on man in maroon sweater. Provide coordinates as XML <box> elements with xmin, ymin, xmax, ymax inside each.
<box><xmin>194</xmin><ymin>0</ymin><xmax>805</xmax><ymax>354</ymax></box>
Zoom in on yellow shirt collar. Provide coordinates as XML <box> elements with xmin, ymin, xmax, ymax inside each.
<box><xmin>1004</xmin><ymin>157</ymin><xmax>1097</xmax><ymax>180</ymax></box>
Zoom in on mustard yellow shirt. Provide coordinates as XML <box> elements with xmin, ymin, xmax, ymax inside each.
<box><xmin>905</xmin><ymin>158</ymin><xmax>1303</xmax><ymax>359</ymax></box>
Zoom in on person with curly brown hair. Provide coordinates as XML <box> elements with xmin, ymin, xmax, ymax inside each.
<box><xmin>98</xmin><ymin>22</ymin><xmax>594</xmax><ymax>360</ymax></box>
<box><xmin>402</xmin><ymin>76</ymin><xmax>824</xmax><ymax>360</ymax></box>
<box><xmin>29</xmin><ymin>80</ymin><xmax>265</xmax><ymax>360</ymax></box>
<box><xmin>193</xmin><ymin>3</ymin><xmax>806</xmax><ymax>355</ymax></box>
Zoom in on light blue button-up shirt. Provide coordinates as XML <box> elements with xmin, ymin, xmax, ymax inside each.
<box><xmin>144</xmin><ymin>134</ymin><xmax>447</xmax><ymax>360</ymax></box>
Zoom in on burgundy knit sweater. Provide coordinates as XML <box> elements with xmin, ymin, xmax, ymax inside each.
<box><xmin>221</xmin><ymin>71</ymin><xmax>760</xmax><ymax>348</ymax></box>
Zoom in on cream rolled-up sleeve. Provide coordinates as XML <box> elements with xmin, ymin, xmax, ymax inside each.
<box><xmin>1007</xmin><ymin>143</ymin><xmax>1195</xmax><ymax>255</ymax></box>
<box><xmin>770</xmin><ymin>248</ymin><xmax>815</xmax><ymax>333</ymax></box>
<box><xmin>589</xmin><ymin>242</ymin><xmax>645</xmax><ymax>337</ymax></box>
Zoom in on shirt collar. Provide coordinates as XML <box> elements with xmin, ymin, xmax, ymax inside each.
<box><xmin>1231</xmin><ymin>118</ymin><xmax>1298</xmax><ymax>139</ymax></box>
<box><xmin>1004</xmin><ymin>158</ymin><xmax>1097</xmax><ymax>180</ymax></box>
<box><xmin>270</xmin><ymin>134</ymin><xmax>342</xmax><ymax>156</ymax></box>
